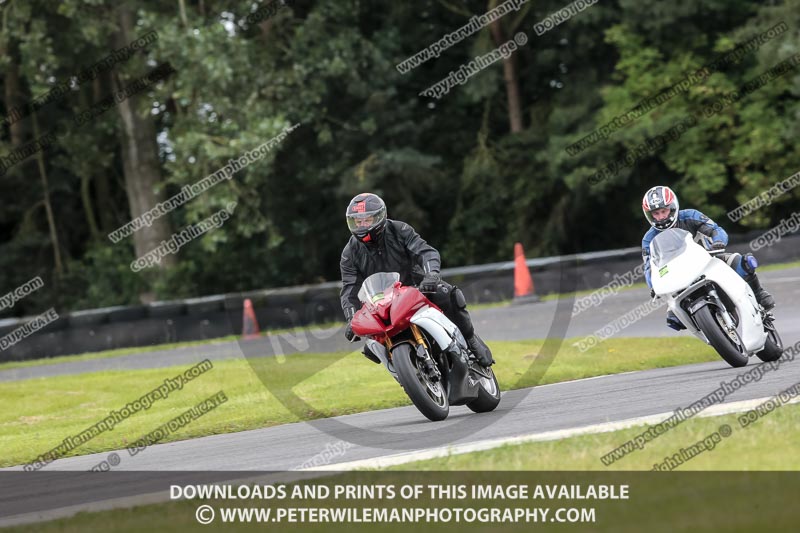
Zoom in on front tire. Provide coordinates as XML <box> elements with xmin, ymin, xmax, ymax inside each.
<box><xmin>466</xmin><ymin>366</ymin><xmax>501</xmax><ymax>413</ymax></box>
<box><xmin>756</xmin><ymin>319</ymin><xmax>783</xmax><ymax>362</ymax></box>
<box><xmin>392</xmin><ymin>344</ymin><xmax>449</xmax><ymax>421</ymax></box>
<box><xmin>694</xmin><ymin>305</ymin><xmax>748</xmax><ymax>367</ymax></box>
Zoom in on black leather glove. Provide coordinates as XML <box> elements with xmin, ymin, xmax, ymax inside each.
<box><xmin>711</xmin><ymin>241</ymin><xmax>725</xmax><ymax>250</ymax></box>
<box><xmin>343</xmin><ymin>307</ymin><xmax>359</xmax><ymax>342</ymax></box>
<box><xmin>344</xmin><ymin>321</ymin><xmax>360</xmax><ymax>342</ymax></box>
<box><xmin>419</xmin><ymin>272</ymin><xmax>441</xmax><ymax>293</ymax></box>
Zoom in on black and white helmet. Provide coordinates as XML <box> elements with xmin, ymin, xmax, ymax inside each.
<box><xmin>642</xmin><ymin>186</ymin><xmax>679</xmax><ymax>230</ymax></box>
<box><xmin>345</xmin><ymin>193</ymin><xmax>387</xmax><ymax>244</ymax></box>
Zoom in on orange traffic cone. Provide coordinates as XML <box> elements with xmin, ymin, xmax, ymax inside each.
<box><xmin>513</xmin><ymin>242</ymin><xmax>539</xmax><ymax>304</ymax></box>
<box><xmin>242</xmin><ymin>298</ymin><xmax>261</xmax><ymax>339</ymax></box>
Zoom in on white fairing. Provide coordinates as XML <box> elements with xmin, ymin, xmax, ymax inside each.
<box><xmin>651</xmin><ymin>238</ymin><xmax>713</xmax><ymax>294</ymax></box>
<box><xmin>410</xmin><ymin>306</ymin><xmax>466</xmax><ymax>351</ymax></box>
<box><xmin>365</xmin><ymin>338</ymin><xmax>396</xmax><ymax>381</ymax></box>
<box><xmin>650</xmin><ymin>231</ymin><xmax>766</xmax><ymax>354</ymax></box>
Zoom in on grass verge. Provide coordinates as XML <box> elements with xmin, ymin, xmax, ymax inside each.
<box><xmin>0</xmin><ymin>337</ymin><xmax>721</xmax><ymax>469</ymax></box>
<box><xmin>0</xmin><ymin>322</ymin><xmax>343</xmax><ymax>372</ymax></box>
<box><xmin>386</xmin><ymin>401</ymin><xmax>800</xmax><ymax>471</ymax></box>
<box><xmin>759</xmin><ymin>258</ymin><xmax>800</xmax><ymax>272</ymax></box>
<box><xmin>5</xmin><ymin>404</ymin><xmax>799</xmax><ymax>532</ymax></box>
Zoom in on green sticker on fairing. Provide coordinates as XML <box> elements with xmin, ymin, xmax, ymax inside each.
<box><xmin>659</xmin><ymin>266</ymin><xmax>669</xmax><ymax>277</ymax></box>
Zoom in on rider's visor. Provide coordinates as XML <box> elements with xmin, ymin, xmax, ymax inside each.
<box><xmin>346</xmin><ymin>208</ymin><xmax>385</xmax><ymax>232</ymax></box>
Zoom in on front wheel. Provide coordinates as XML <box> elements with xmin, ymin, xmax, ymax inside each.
<box><xmin>694</xmin><ymin>305</ymin><xmax>748</xmax><ymax>367</ymax></box>
<box><xmin>392</xmin><ymin>344</ymin><xmax>449</xmax><ymax>421</ymax></box>
<box><xmin>466</xmin><ymin>366</ymin><xmax>501</xmax><ymax>413</ymax></box>
<box><xmin>756</xmin><ymin>319</ymin><xmax>783</xmax><ymax>362</ymax></box>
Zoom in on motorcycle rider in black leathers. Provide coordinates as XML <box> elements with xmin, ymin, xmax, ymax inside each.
<box><xmin>340</xmin><ymin>193</ymin><xmax>494</xmax><ymax>367</ymax></box>
<box><xmin>641</xmin><ymin>185</ymin><xmax>775</xmax><ymax>331</ymax></box>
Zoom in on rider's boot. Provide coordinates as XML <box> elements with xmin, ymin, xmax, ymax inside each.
<box><xmin>666</xmin><ymin>310</ymin><xmax>686</xmax><ymax>331</ymax></box>
<box><xmin>466</xmin><ymin>334</ymin><xmax>495</xmax><ymax>367</ymax></box>
<box><xmin>744</xmin><ymin>273</ymin><xmax>775</xmax><ymax>310</ymax></box>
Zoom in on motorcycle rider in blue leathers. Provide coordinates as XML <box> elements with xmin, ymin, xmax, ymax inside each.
<box><xmin>641</xmin><ymin>186</ymin><xmax>775</xmax><ymax>330</ymax></box>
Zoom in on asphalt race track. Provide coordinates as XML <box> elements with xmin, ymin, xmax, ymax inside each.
<box><xmin>2</xmin><ymin>346</ymin><xmax>800</xmax><ymax>522</ymax></box>
<box><xmin>1</xmin><ymin>269</ymin><xmax>799</xmax><ymax>523</ymax></box>
<box><xmin>9</xmin><ymin>356</ymin><xmax>800</xmax><ymax>472</ymax></box>
<box><xmin>2</xmin><ymin>267</ymin><xmax>799</xmax><ymax>382</ymax></box>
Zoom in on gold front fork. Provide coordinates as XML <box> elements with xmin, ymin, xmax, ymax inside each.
<box><xmin>385</xmin><ymin>325</ymin><xmax>426</xmax><ymax>361</ymax></box>
<box><xmin>384</xmin><ymin>335</ymin><xmax>393</xmax><ymax>359</ymax></box>
<box><xmin>409</xmin><ymin>324</ymin><xmax>427</xmax><ymax>349</ymax></box>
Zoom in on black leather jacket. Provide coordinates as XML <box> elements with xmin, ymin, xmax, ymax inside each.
<box><xmin>339</xmin><ymin>219</ymin><xmax>440</xmax><ymax>317</ymax></box>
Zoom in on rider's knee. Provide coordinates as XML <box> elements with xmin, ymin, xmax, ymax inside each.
<box><xmin>722</xmin><ymin>252</ymin><xmax>749</xmax><ymax>277</ymax></box>
<box><xmin>450</xmin><ymin>286</ymin><xmax>468</xmax><ymax>310</ymax></box>
<box><xmin>741</xmin><ymin>253</ymin><xmax>758</xmax><ymax>275</ymax></box>
<box><xmin>425</xmin><ymin>280</ymin><xmax>452</xmax><ymax>308</ymax></box>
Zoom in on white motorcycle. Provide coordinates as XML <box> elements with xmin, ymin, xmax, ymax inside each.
<box><xmin>650</xmin><ymin>228</ymin><xmax>783</xmax><ymax>367</ymax></box>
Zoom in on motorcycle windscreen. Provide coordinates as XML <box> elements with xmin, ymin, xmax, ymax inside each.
<box><xmin>650</xmin><ymin>228</ymin><xmax>691</xmax><ymax>268</ymax></box>
<box><xmin>357</xmin><ymin>272</ymin><xmax>400</xmax><ymax>307</ymax></box>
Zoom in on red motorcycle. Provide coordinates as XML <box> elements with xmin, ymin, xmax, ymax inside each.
<box><xmin>351</xmin><ymin>272</ymin><xmax>501</xmax><ymax>421</ymax></box>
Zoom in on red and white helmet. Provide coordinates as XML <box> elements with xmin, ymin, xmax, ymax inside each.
<box><xmin>642</xmin><ymin>186</ymin><xmax>679</xmax><ymax>230</ymax></box>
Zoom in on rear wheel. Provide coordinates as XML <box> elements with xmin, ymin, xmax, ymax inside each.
<box><xmin>392</xmin><ymin>343</ymin><xmax>449</xmax><ymax>421</ymax></box>
<box><xmin>466</xmin><ymin>366</ymin><xmax>501</xmax><ymax>413</ymax></box>
<box><xmin>694</xmin><ymin>305</ymin><xmax>748</xmax><ymax>367</ymax></box>
<box><xmin>756</xmin><ymin>318</ymin><xmax>783</xmax><ymax>362</ymax></box>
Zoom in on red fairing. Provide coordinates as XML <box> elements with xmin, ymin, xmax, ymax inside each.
<box><xmin>390</xmin><ymin>286</ymin><xmax>437</xmax><ymax>331</ymax></box>
<box><xmin>350</xmin><ymin>282</ymin><xmax>440</xmax><ymax>342</ymax></box>
<box><xmin>351</xmin><ymin>307</ymin><xmax>386</xmax><ymax>337</ymax></box>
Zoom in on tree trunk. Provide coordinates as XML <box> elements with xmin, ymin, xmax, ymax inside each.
<box><xmin>488</xmin><ymin>0</ymin><xmax>524</xmax><ymax>133</ymax></box>
<box><xmin>80</xmin><ymin>172</ymin><xmax>100</xmax><ymax>239</ymax></box>
<box><xmin>178</xmin><ymin>0</ymin><xmax>189</xmax><ymax>27</ymax></box>
<box><xmin>94</xmin><ymin>170</ymin><xmax>116</xmax><ymax>232</ymax></box>
<box><xmin>92</xmin><ymin>73</ymin><xmax>117</xmax><ymax>232</ymax></box>
<box><xmin>113</xmin><ymin>6</ymin><xmax>176</xmax><ymax>269</ymax></box>
<box><xmin>3</xmin><ymin>42</ymin><xmax>27</xmax><ymax>146</ymax></box>
<box><xmin>32</xmin><ymin>114</ymin><xmax>65</xmax><ymax>276</ymax></box>
<box><xmin>500</xmin><ymin>51</ymin><xmax>524</xmax><ymax>133</ymax></box>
